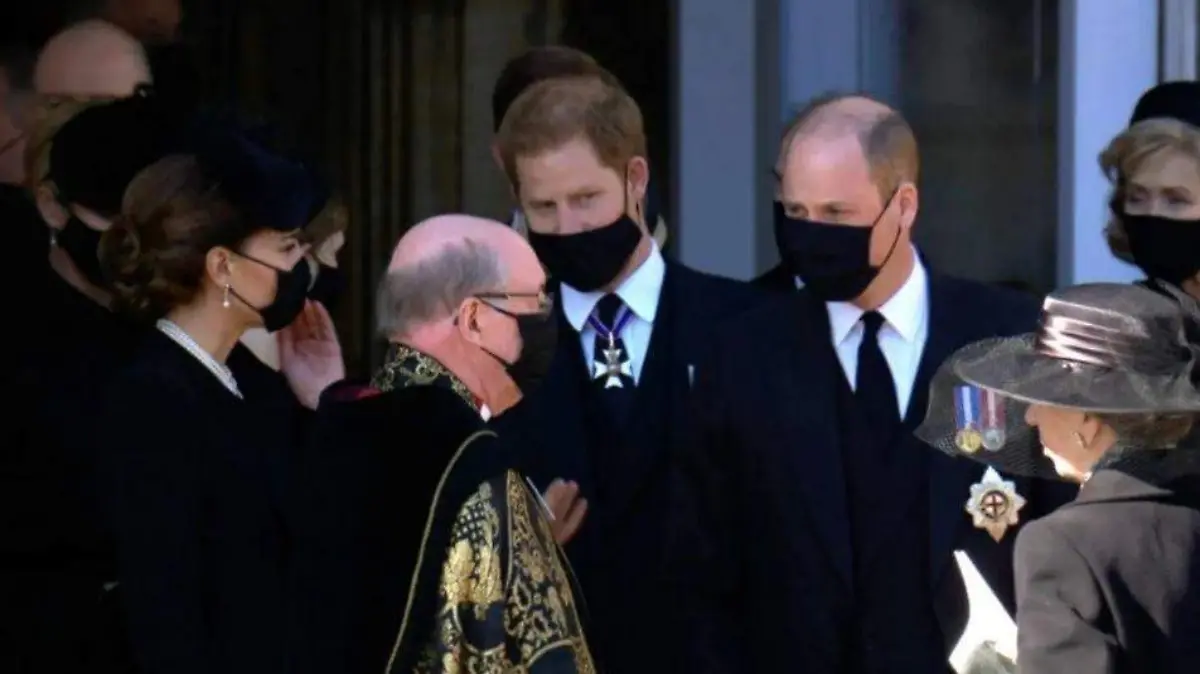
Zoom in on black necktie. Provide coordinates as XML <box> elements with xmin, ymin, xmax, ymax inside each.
<box><xmin>592</xmin><ymin>294</ymin><xmax>634</xmax><ymax>427</ymax></box>
<box><xmin>856</xmin><ymin>311</ymin><xmax>901</xmax><ymax>428</ymax></box>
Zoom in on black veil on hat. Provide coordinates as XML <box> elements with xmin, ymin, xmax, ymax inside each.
<box><xmin>916</xmin><ymin>283</ymin><xmax>1200</xmax><ymax>480</ymax></box>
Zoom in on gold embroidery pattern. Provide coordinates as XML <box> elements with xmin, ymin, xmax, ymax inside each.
<box><xmin>414</xmin><ymin>471</ymin><xmax>596</xmax><ymax>673</ymax></box>
<box><xmin>372</xmin><ymin>343</ymin><xmax>476</xmax><ymax>411</ymax></box>
<box><xmin>505</xmin><ymin>471</ymin><xmax>596</xmax><ymax>673</ymax></box>
<box><xmin>383</xmin><ymin>430</ymin><xmax>496</xmax><ymax>674</ymax></box>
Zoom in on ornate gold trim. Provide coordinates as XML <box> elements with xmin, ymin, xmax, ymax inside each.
<box><xmin>383</xmin><ymin>429</ymin><xmax>497</xmax><ymax>673</ymax></box>
<box><xmin>372</xmin><ymin>343</ymin><xmax>477</xmax><ymax>411</ymax></box>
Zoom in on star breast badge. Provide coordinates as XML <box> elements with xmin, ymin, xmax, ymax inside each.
<box><xmin>966</xmin><ymin>467</ymin><xmax>1026</xmax><ymax>542</ymax></box>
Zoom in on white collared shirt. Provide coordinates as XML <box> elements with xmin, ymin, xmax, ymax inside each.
<box><xmin>560</xmin><ymin>243</ymin><xmax>666</xmax><ymax>384</ymax></box>
<box><xmin>822</xmin><ymin>250</ymin><xmax>929</xmax><ymax>417</ymax></box>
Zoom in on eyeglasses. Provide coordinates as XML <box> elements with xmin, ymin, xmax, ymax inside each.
<box><xmin>476</xmin><ymin>290</ymin><xmax>554</xmax><ymax>315</ymax></box>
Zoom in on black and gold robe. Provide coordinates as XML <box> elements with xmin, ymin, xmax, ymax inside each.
<box><xmin>288</xmin><ymin>345</ymin><xmax>595</xmax><ymax>674</ymax></box>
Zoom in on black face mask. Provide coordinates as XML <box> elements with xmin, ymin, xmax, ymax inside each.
<box><xmin>527</xmin><ymin>211</ymin><xmax>643</xmax><ymax>292</ymax></box>
<box><xmin>308</xmin><ymin>263</ymin><xmax>346</xmax><ymax>311</ymax></box>
<box><xmin>1119</xmin><ymin>210</ymin><xmax>1200</xmax><ymax>287</ymax></box>
<box><xmin>57</xmin><ymin>216</ymin><xmax>108</xmax><ymax>287</ymax></box>
<box><xmin>478</xmin><ymin>303</ymin><xmax>559</xmax><ymax>395</ymax></box>
<box><xmin>773</xmin><ymin>194</ymin><xmax>902</xmax><ymax>302</ymax></box>
<box><xmin>229</xmin><ymin>254</ymin><xmax>313</xmax><ymax>332</ymax></box>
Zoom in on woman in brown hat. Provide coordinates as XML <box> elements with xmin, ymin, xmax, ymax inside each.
<box><xmin>918</xmin><ymin>282</ymin><xmax>1200</xmax><ymax>673</ymax></box>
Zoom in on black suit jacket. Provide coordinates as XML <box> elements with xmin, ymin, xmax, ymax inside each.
<box><xmin>1015</xmin><ymin>458</ymin><xmax>1200</xmax><ymax>674</ymax></box>
<box><xmin>753</xmin><ymin>262</ymin><xmax>793</xmax><ymax>293</ymax></box>
<box><xmin>499</xmin><ymin>260</ymin><xmax>766</xmax><ymax>673</ymax></box>
<box><xmin>673</xmin><ymin>272</ymin><xmax>1072</xmax><ymax>673</ymax></box>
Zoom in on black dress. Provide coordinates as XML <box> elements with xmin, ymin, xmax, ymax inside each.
<box><xmin>99</xmin><ymin>329</ymin><xmax>294</xmax><ymax>674</ymax></box>
<box><xmin>1015</xmin><ymin>449</ymin><xmax>1200</xmax><ymax>673</ymax></box>
<box><xmin>2</xmin><ymin>271</ymin><xmax>141</xmax><ymax>674</ymax></box>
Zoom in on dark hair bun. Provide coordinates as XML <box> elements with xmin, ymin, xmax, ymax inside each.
<box><xmin>101</xmin><ymin>213</ymin><xmax>161</xmax><ymax>318</ymax></box>
<box><xmin>100</xmin><ymin>155</ymin><xmax>238</xmax><ymax>321</ymax></box>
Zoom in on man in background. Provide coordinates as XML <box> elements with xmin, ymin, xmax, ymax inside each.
<box><xmin>1</xmin><ymin>24</ymin><xmax>158</xmax><ymax>674</ymax></box>
<box><xmin>35</xmin><ymin>18</ymin><xmax>150</xmax><ymax>96</ymax></box>
<box><xmin>491</xmin><ymin>45</ymin><xmax>668</xmax><ymax>250</ymax></box>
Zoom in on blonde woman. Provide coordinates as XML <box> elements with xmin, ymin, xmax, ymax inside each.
<box><xmin>1102</xmin><ymin>81</ymin><xmax>1200</xmax><ymax>298</ymax></box>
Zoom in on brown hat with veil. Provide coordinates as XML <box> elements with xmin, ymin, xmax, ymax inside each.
<box><xmin>916</xmin><ymin>283</ymin><xmax>1200</xmax><ymax>481</ymax></box>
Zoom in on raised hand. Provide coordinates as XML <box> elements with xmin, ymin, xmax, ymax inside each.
<box><xmin>278</xmin><ymin>300</ymin><xmax>345</xmax><ymax>409</ymax></box>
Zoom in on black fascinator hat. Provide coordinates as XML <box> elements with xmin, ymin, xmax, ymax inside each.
<box><xmin>48</xmin><ymin>86</ymin><xmax>186</xmax><ymax>217</ymax></box>
<box><xmin>184</xmin><ymin>112</ymin><xmax>330</xmax><ymax>233</ymax></box>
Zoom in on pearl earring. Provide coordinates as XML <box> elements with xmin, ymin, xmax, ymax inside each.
<box><xmin>222</xmin><ymin>283</ymin><xmax>231</xmax><ymax>308</ymax></box>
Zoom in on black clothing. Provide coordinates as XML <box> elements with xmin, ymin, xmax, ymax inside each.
<box><xmin>674</xmin><ymin>274</ymin><xmax>1075</xmax><ymax>673</ymax></box>
<box><xmin>100</xmin><ymin>330</ymin><xmax>297</xmax><ymax>674</ymax></box>
<box><xmin>1015</xmin><ymin>449</ymin><xmax>1200</xmax><ymax>673</ymax></box>
<box><xmin>835</xmin><ymin>362</ymin><xmax>941</xmax><ymax>673</ymax></box>
<box><xmin>2</xmin><ymin>273</ymin><xmax>140</xmax><ymax>674</ymax></box>
<box><xmin>289</xmin><ymin>345</ymin><xmax>594</xmax><ymax>674</ymax></box>
<box><xmin>498</xmin><ymin>261</ymin><xmax>766</xmax><ymax>673</ymax></box>
<box><xmin>752</xmin><ymin>262</ymin><xmax>794</xmax><ymax>293</ymax></box>
<box><xmin>855</xmin><ymin>310</ymin><xmax>901</xmax><ymax>429</ymax></box>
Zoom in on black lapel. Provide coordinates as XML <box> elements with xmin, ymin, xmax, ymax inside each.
<box><xmin>919</xmin><ymin>275</ymin><xmax>988</xmax><ymax>587</ymax></box>
<box><xmin>785</xmin><ymin>291</ymin><xmax>854</xmax><ymax>585</ymax></box>
<box><xmin>532</xmin><ymin>306</ymin><xmax>596</xmax><ymax>499</ymax></box>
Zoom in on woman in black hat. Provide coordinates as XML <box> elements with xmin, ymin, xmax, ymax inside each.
<box><xmin>1102</xmin><ymin>81</ymin><xmax>1200</xmax><ymax>298</ymax></box>
<box><xmin>2</xmin><ymin>91</ymin><xmax>184</xmax><ymax>674</ymax></box>
<box><xmin>918</xmin><ymin>282</ymin><xmax>1200</xmax><ymax>673</ymax></box>
<box><xmin>96</xmin><ymin>124</ymin><xmax>343</xmax><ymax>674</ymax></box>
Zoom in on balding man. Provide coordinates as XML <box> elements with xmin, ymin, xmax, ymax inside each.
<box><xmin>290</xmin><ymin>215</ymin><xmax>595</xmax><ymax>674</ymax></box>
<box><xmin>34</xmin><ymin>19</ymin><xmax>150</xmax><ymax>97</ymax></box>
<box><xmin>674</xmin><ymin>93</ymin><xmax>1068</xmax><ymax>673</ymax></box>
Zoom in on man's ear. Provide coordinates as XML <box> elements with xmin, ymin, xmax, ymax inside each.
<box><xmin>456</xmin><ymin>299</ymin><xmax>485</xmax><ymax>346</ymax></box>
<box><xmin>491</xmin><ymin>141</ymin><xmax>504</xmax><ymax>173</ymax></box>
<box><xmin>627</xmin><ymin>156</ymin><xmax>649</xmax><ymax>204</ymax></box>
<box><xmin>897</xmin><ymin>181</ymin><xmax>919</xmax><ymax>231</ymax></box>
<box><xmin>35</xmin><ymin>184</ymin><xmax>68</xmax><ymax>230</ymax></box>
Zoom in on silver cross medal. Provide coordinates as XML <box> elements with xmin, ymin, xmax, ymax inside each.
<box><xmin>593</xmin><ymin>333</ymin><xmax>632</xmax><ymax>388</ymax></box>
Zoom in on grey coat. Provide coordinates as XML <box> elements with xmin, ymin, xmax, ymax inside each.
<box><xmin>1014</xmin><ymin>450</ymin><xmax>1200</xmax><ymax>674</ymax></box>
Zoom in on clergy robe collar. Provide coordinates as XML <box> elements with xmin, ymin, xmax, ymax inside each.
<box><xmin>371</xmin><ymin>342</ymin><xmax>481</xmax><ymax>415</ymax></box>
